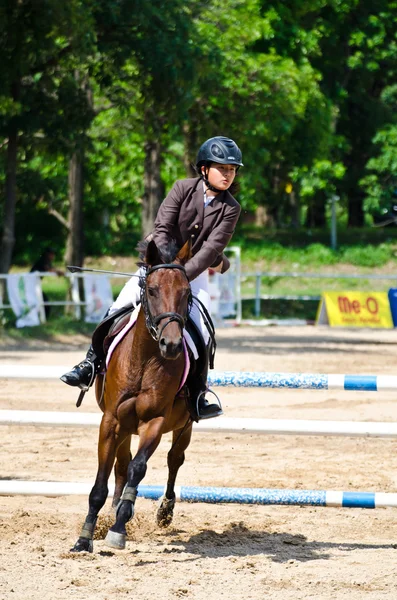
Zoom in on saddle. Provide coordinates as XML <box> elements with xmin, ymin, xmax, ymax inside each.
<box><xmin>92</xmin><ymin>303</ymin><xmax>135</xmax><ymax>360</ymax></box>
<box><xmin>91</xmin><ymin>303</ymin><xmax>213</xmax><ymax>421</ymax></box>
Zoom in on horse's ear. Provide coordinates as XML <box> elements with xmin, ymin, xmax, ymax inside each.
<box><xmin>145</xmin><ymin>239</ymin><xmax>162</xmax><ymax>267</ymax></box>
<box><xmin>175</xmin><ymin>239</ymin><xmax>192</xmax><ymax>266</ymax></box>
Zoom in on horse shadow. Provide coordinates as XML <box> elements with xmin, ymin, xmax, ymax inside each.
<box><xmin>155</xmin><ymin>522</ymin><xmax>397</xmax><ymax>564</ymax></box>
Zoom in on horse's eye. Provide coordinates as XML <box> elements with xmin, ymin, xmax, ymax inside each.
<box><xmin>148</xmin><ymin>288</ymin><xmax>156</xmax><ymax>297</ymax></box>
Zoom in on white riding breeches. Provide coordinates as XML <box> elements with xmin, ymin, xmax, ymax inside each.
<box><xmin>109</xmin><ymin>268</ymin><xmax>211</xmax><ymax>345</ymax></box>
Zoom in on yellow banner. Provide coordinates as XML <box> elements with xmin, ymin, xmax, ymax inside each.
<box><xmin>316</xmin><ymin>291</ymin><xmax>394</xmax><ymax>328</ymax></box>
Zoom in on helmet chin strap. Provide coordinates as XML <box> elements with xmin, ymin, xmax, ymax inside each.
<box><xmin>201</xmin><ymin>166</ymin><xmax>223</xmax><ymax>193</ymax></box>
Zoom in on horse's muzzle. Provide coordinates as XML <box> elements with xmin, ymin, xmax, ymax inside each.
<box><xmin>159</xmin><ymin>335</ymin><xmax>183</xmax><ymax>360</ymax></box>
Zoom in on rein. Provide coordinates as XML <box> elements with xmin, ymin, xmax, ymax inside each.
<box><xmin>140</xmin><ymin>263</ymin><xmax>192</xmax><ymax>342</ymax></box>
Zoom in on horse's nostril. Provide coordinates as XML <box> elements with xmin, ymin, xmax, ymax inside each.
<box><xmin>159</xmin><ymin>337</ymin><xmax>183</xmax><ymax>358</ymax></box>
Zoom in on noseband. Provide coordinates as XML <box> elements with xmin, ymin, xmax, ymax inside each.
<box><xmin>139</xmin><ymin>263</ymin><xmax>192</xmax><ymax>342</ymax></box>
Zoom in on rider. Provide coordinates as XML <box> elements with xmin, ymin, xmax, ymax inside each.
<box><xmin>61</xmin><ymin>136</ymin><xmax>243</xmax><ymax>419</ymax></box>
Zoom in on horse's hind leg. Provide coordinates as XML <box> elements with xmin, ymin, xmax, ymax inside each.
<box><xmin>112</xmin><ymin>435</ymin><xmax>132</xmax><ymax>510</ymax></box>
<box><xmin>104</xmin><ymin>417</ymin><xmax>164</xmax><ymax>550</ymax></box>
<box><xmin>157</xmin><ymin>423</ymin><xmax>193</xmax><ymax>528</ymax></box>
<box><xmin>71</xmin><ymin>413</ymin><xmax>120</xmax><ymax>553</ymax></box>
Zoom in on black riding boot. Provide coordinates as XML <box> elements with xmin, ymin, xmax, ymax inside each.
<box><xmin>60</xmin><ymin>304</ymin><xmax>135</xmax><ymax>392</ymax></box>
<box><xmin>187</xmin><ymin>346</ymin><xmax>223</xmax><ymax>420</ymax></box>
<box><xmin>60</xmin><ymin>344</ymin><xmax>101</xmax><ymax>391</ymax></box>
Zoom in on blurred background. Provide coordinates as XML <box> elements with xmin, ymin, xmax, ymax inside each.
<box><xmin>2</xmin><ymin>0</ymin><xmax>397</xmax><ymax>328</ymax></box>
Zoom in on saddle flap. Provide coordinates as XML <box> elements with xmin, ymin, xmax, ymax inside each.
<box><xmin>91</xmin><ymin>303</ymin><xmax>135</xmax><ymax>358</ymax></box>
<box><xmin>103</xmin><ymin>310</ymin><xmax>136</xmax><ymax>355</ymax></box>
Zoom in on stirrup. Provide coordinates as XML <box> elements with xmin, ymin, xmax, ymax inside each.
<box><xmin>70</xmin><ymin>360</ymin><xmax>96</xmax><ymax>392</ymax></box>
<box><xmin>78</xmin><ymin>362</ymin><xmax>96</xmax><ymax>392</ymax></box>
<box><xmin>196</xmin><ymin>388</ymin><xmax>223</xmax><ymax>420</ymax></box>
<box><xmin>75</xmin><ymin>363</ymin><xmax>97</xmax><ymax>407</ymax></box>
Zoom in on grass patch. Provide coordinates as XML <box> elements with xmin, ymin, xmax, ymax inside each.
<box><xmin>242</xmin><ymin>298</ymin><xmax>319</xmax><ymax>320</ymax></box>
<box><xmin>1</xmin><ymin>313</ymin><xmax>95</xmax><ymax>339</ymax></box>
<box><xmin>240</xmin><ymin>240</ymin><xmax>397</xmax><ymax>270</ymax></box>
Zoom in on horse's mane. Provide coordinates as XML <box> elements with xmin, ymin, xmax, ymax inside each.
<box><xmin>136</xmin><ymin>239</ymin><xmax>180</xmax><ymax>268</ymax></box>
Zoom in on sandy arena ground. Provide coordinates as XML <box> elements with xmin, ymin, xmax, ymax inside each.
<box><xmin>0</xmin><ymin>325</ymin><xmax>397</xmax><ymax>599</ymax></box>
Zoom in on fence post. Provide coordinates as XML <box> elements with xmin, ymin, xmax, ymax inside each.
<box><xmin>255</xmin><ymin>274</ymin><xmax>261</xmax><ymax>317</ymax></box>
<box><xmin>35</xmin><ymin>274</ymin><xmax>46</xmax><ymax>323</ymax></box>
<box><xmin>70</xmin><ymin>275</ymin><xmax>82</xmax><ymax>319</ymax></box>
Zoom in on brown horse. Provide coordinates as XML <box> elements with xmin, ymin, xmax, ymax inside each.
<box><xmin>71</xmin><ymin>238</ymin><xmax>193</xmax><ymax>552</ymax></box>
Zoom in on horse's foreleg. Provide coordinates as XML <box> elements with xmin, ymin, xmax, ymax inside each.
<box><xmin>71</xmin><ymin>412</ymin><xmax>120</xmax><ymax>553</ymax></box>
<box><xmin>104</xmin><ymin>417</ymin><xmax>164</xmax><ymax>550</ymax></box>
<box><xmin>157</xmin><ymin>423</ymin><xmax>193</xmax><ymax>528</ymax></box>
<box><xmin>112</xmin><ymin>435</ymin><xmax>132</xmax><ymax>510</ymax></box>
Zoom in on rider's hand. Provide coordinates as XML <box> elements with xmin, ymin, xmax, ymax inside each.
<box><xmin>212</xmin><ymin>260</ymin><xmax>223</xmax><ymax>273</ymax></box>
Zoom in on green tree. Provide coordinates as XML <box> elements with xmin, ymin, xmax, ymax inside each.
<box><xmin>0</xmin><ymin>0</ymin><xmax>94</xmax><ymax>272</ymax></box>
<box><xmin>259</xmin><ymin>0</ymin><xmax>397</xmax><ymax>226</ymax></box>
<box><xmin>184</xmin><ymin>0</ymin><xmax>333</xmax><ymax>228</ymax></box>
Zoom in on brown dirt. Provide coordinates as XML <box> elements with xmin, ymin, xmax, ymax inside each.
<box><xmin>0</xmin><ymin>325</ymin><xmax>397</xmax><ymax>599</ymax></box>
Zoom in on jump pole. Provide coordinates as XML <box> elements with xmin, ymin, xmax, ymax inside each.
<box><xmin>2</xmin><ymin>364</ymin><xmax>397</xmax><ymax>391</ymax></box>
<box><xmin>0</xmin><ymin>480</ymin><xmax>396</xmax><ymax>508</ymax></box>
<box><xmin>2</xmin><ymin>410</ymin><xmax>397</xmax><ymax>438</ymax></box>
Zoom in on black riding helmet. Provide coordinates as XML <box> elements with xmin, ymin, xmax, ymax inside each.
<box><xmin>196</xmin><ymin>136</ymin><xmax>243</xmax><ymax>168</ymax></box>
<box><xmin>196</xmin><ymin>136</ymin><xmax>243</xmax><ymax>192</ymax></box>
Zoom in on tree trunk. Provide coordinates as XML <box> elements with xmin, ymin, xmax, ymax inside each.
<box><xmin>141</xmin><ymin>137</ymin><xmax>164</xmax><ymax>238</ymax></box>
<box><xmin>347</xmin><ymin>188</ymin><xmax>365</xmax><ymax>226</ymax></box>
<box><xmin>0</xmin><ymin>127</ymin><xmax>17</xmax><ymax>273</ymax></box>
<box><xmin>64</xmin><ymin>72</ymin><xmax>93</xmax><ymax>268</ymax></box>
<box><xmin>289</xmin><ymin>190</ymin><xmax>300</xmax><ymax>228</ymax></box>
<box><xmin>0</xmin><ymin>79</ymin><xmax>20</xmax><ymax>274</ymax></box>
<box><xmin>65</xmin><ymin>150</ymin><xmax>84</xmax><ymax>267</ymax></box>
<box><xmin>183</xmin><ymin>120</ymin><xmax>199</xmax><ymax>177</ymax></box>
<box><xmin>305</xmin><ymin>192</ymin><xmax>326</xmax><ymax>227</ymax></box>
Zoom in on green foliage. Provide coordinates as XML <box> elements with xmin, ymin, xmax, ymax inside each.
<box><xmin>84</xmin><ymin>105</ymin><xmax>145</xmax><ymax>255</ymax></box>
<box><xmin>3</xmin><ymin>0</ymin><xmax>397</xmax><ymax>265</ymax></box>
<box><xmin>0</xmin><ymin>0</ymin><xmax>95</xmax><ymax>139</ymax></box>
<box><xmin>361</xmin><ymin>124</ymin><xmax>397</xmax><ymax>215</ymax></box>
<box><xmin>235</xmin><ymin>226</ymin><xmax>397</xmax><ymax>269</ymax></box>
<box><xmin>188</xmin><ymin>0</ymin><xmax>334</xmax><ymax>221</ymax></box>
<box><xmin>339</xmin><ymin>243</ymin><xmax>394</xmax><ymax>267</ymax></box>
<box><xmin>241</xmin><ymin>241</ymin><xmax>340</xmax><ymax>266</ymax></box>
<box><xmin>291</xmin><ymin>159</ymin><xmax>346</xmax><ymax>198</ymax></box>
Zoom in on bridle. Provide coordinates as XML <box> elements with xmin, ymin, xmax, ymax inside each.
<box><xmin>139</xmin><ymin>263</ymin><xmax>192</xmax><ymax>342</ymax></box>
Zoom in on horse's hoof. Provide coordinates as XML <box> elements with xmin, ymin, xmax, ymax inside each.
<box><xmin>104</xmin><ymin>530</ymin><xmax>127</xmax><ymax>550</ymax></box>
<box><xmin>157</xmin><ymin>496</ymin><xmax>175</xmax><ymax>528</ymax></box>
<box><xmin>70</xmin><ymin>537</ymin><xmax>93</xmax><ymax>553</ymax></box>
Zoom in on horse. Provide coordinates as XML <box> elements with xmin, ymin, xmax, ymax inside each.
<box><xmin>71</xmin><ymin>238</ymin><xmax>194</xmax><ymax>552</ymax></box>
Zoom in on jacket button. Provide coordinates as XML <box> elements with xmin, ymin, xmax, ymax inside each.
<box><xmin>191</xmin><ymin>234</ymin><xmax>195</xmax><ymax>238</ymax></box>
<box><xmin>194</xmin><ymin>224</ymin><xmax>199</xmax><ymax>229</ymax></box>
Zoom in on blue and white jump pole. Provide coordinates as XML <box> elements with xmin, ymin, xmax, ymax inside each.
<box><xmin>0</xmin><ymin>480</ymin><xmax>396</xmax><ymax>509</ymax></box>
<box><xmin>2</xmin><ymin>364</ymin><xmax>397</xmax><ymax>391</ymax></box>
<box><xmin>210</xmin><ymin>372</ymin><xmax>397</xmax><ymax>392</ymax></box>
<box><xmin>1</xmin><ymin>364</ymin><xmax>397</xmax><ymax>508</ymax></box>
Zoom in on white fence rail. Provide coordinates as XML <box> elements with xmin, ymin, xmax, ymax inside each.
<box><xmin>0</xmin><ymin>247</ymin><xmax>242</xmax><ymax>325</ymax></box>
<box><xmin>2</xmin><ymin>265</ymin><xmax>397</xmax><ymax>322</ymax></box>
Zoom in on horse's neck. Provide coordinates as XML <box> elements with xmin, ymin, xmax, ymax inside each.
<box><xmin>126</xmin><ymin>307</ymin><xmax>184</xmax><ymax>389</ymax></box>
<box><xmin>131</xmin><ymin>307</ymin><xmax>158</xmax><ymax>359</ymax></box>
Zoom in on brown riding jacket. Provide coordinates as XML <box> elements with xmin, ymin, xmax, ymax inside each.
<box><xmin>152</xmin><ymin>177</ymin><xmax>241</xmax><ymax>281</ymax></box>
